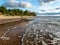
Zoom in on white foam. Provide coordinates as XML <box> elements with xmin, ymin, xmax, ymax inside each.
<box><xmin>0</xmin><ymin>36</ymin><xmax>10</xmax><ymax>40</ymax></box>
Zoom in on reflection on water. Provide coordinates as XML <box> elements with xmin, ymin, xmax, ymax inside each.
<box><xmin>22</xmin><ymin>16</ymin><xmax>60</xmax><ymax>45</ymax></box>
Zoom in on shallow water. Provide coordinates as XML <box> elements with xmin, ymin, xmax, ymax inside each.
<box><xmin>22</xmin><ymin>16</ymin><xmax>60</xmax><ymax>45</ymax></box>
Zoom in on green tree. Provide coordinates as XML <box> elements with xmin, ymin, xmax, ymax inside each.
<box><xmin>0</xmin><ymin>6</ymin><xmax>7</xmax><ymax>14</ymax></box>
<box><xmin>23</xmin><ymin>10</ymin><xmax>28</xmax><ymax>15</ymax></box>
<box><xmin>31</xmin><ymin>12</ymin><xmax>36</xmax><ymax>16</ymax></box>
<box><xmin>0</xmin><ymin>6</ymin><xmax>36</xmax><ymax>16</ymax></box>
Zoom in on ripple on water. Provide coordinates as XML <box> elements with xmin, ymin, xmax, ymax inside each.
<box><xmin>22</xmin><ymin>17</ymin><xmax>60</xmax><ymax>45</ymax></box>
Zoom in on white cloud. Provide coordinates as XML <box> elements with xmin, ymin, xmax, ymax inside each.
<box><xmin>38</xmin><ymin>0</ymin><xmax>55</xmax><ymax>5</ymax></box>
<box><xmin>3</xmin><ymin>0</ymin><xmax>33</xmax><ymax>8</ymax></box>
<box><xmin>38</xmin><ymin>0</ymin><xmax>60</xmax><ymax>13</ymax></box>
<box><xmin>39</xmin><ymin>7</ymin><xmax>60</xmax><ymax>13</ymax></box>
<box><xmin>41</xmin><ymin>1</ymin><xmax>54</xmax><ymax>6</ymax></box>
<box><xmin>20</xmin><ymin>1</ymin><xmax>33</xmax><ymax>8</ymax></box>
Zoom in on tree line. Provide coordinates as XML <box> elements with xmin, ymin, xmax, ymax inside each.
<box><xmin>0</xmin><ymin>6</ymin><xmax>36</xmax><ymax>16</ymax></box>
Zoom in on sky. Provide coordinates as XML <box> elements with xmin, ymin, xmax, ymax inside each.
<box><xmin>0</xmin><ymin>0</ymin><xmax>40</xmax><ymax>12</ymax></box>
<box><xmin>39</xmin><ymin>0</ymin><xmax>60</xmax><ymax>14</ymax></box>
<box><xmin>0</xmin><ymin>0</ymin><xmax>60</xmax><ymax>15</ymax></box>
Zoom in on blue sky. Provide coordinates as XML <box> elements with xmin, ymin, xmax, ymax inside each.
<box><xmin>0</xmin><ymin>0</ymin><xmax>60</xmax><ymax>15</ymax></box>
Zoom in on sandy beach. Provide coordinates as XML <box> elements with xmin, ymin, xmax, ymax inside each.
<box><xmin>0</xmin><ymin>15</ymin><xmax>35</xmax><ymax>36</ymax></box>
<box><xmin>0</xmin><ymin>16</ymin><xmax>35</xmax><ymax>45</ymax></box>
<box><xmin>0</xmin><ymin>15</ymin><xmax>35</xmax><ymax>24</ymax></box>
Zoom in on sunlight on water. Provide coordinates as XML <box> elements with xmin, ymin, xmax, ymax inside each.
<box><xmin>22</xmin><ymin>16</ymin><xmax>60</xmax><ymax>45</ymax></box>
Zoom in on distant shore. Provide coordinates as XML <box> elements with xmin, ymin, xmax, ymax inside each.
<box><xmin>0</xmin><ymin>16</ymin><xmax>35</xmax><ymax>24</ymax></box>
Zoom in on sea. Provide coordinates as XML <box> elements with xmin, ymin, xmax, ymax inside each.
<box><xmin>22</xmin><ymin>16</ymin><xmax>60</xmax><ymax>45</ymax></box>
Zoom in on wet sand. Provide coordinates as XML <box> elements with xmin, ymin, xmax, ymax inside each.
<box><xmin>0</xmin><ymin>20</ymin><xmax>28</xmax><ymax>45</ymax></box>
<box><xmin>0</xmin><ymin>16</ymin><xmax>35</xmax><ymax>45</ymax></box>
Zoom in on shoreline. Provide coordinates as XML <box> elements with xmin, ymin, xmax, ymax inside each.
<box><xmin>0</xmin><ymin>16</ymin><xmax>35</xmax><ymax>24</ymax></box>
<box><xmin>0</xmin><ymin>20</ymin><xmax>28</xmax><ymax>45</ymax></box>
<box><xmin>0</xmin><ymin>16</ymin><xmax>35</xmax><ymax>45</ymax></box>
<box><xmin>0</xmin><ymin>20</ymin><xmax>28</xmax><ymax>36</ymax></box>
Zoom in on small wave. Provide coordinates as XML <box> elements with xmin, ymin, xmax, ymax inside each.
<box><xmin>22</xmin><ymin>17</ymin><xmax>60</xmax><ymax>45</ymax></box>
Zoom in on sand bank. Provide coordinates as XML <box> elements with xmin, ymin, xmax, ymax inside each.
<box><xmin>0</xmin><ymin>16</ymin><xmax>35</xmax><ymax>24</ymax></box>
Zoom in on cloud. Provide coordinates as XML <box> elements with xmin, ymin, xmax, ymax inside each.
<box><xmin>42</xmin><ymin>0</ymin><xmax>54</xmax><ymax>3</ymax></box>
<box><xmin>3</xmin><ymin>0</ymin><xmax>33</xmax><ymax>8</ymax></box>
<box><xmin>38</xmin><ymin>0</ymin><xmax>55</xmax><ymax>5</ymax></box>
<box><xmin>39</xmin><ymin>7</ymin><xmax>60</xmax><ymax>14</ymax></box>
<box><xmin>41</xmin><ymin>10</ymin><xmax>46</xmax><ymax>11</ymax></box>
<box><xmin>20</xmin><ymin>1</ymin><xmax>33</xmax><ymax>8</ymax></box>
<box><xmin>55</xmin><ymin>7</ymin><xmax>60</xmax><ymax>10</ymax></box>
<box><xmin>37</xmin><ymin>0</ymin><xmax>60</xmax><ymax>15</ymax></box>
